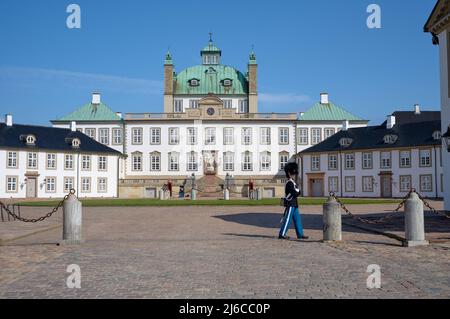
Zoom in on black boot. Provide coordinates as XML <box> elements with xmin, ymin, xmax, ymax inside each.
<box><xmin>298</xmin><ymin>235</ymin><xmax>309</xmax><ymax>240</ymax></box>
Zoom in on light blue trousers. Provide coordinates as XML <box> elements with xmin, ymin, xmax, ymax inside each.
<box><xmin>279</xmin><ymin>206</ymin><xmax>304</xmax><ymax>238</ymax></box>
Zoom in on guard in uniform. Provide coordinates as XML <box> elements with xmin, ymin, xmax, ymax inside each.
<box><xmin>279</xmin><ymin>162</ymin><xmax>309</xmax><ymax>240</ymax></box>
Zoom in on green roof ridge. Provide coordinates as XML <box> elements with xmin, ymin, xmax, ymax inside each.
<box><xmin>57</xmin><ymin>102</ymin><xmax>122</xmax><ymax>122</ymax></box>
<box><xmin>299</xmin><ymin>102</ymin><xmax>364</xmax><ymax>121</ymax></box>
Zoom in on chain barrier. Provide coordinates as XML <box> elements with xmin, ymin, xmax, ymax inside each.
<box><xmin>329</xmin><ymin>189</ymin><xmax>449</xmax><ymax>225</ymax></box>
<box><xmin>0</xmin><ymin>189</ymin><xmax>76</xmax><ymax>223</ymax></box>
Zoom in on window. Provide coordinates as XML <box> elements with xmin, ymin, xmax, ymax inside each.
<box><xmin>279</xmin><ymin>128</ymin><xmax>289</xmax><ymax>145</ymax></box>
<box><xmin>298</xmin><ymin>128</ymin><xmax>308</xmax><ymax>145</ymax></box>
<box><xmin>339</xmin><ymin>138</ymin><xmax>353</xmax><ymax>147</ymax></box>
<box><xmin>26</xmin><ymin>135</ymin><xmax>36</xmax><ymax>145</ymax></box>
<box><xmin>174</xmin><ymin>99</ymin><xmax>183</xmax><ymax>113</ymax></box>
<box><xmin>169</xmin><ymin>128</ymin><xmax>180</xmax><ymax>145</ymax></box>
<box><xmin>279</xmin><ymin>153</ymin><xmax>289</xmax><ymax>171</ymax></box>
<box><xmin>112</xmin><ymin>128</ymin><xmax>123</xmax><ymax>145</ymax></box>
<box><xmin>187</xmin><ymin>127</ymin><xmax>197</xmax><ymax>145</ymax></box>
<box><xmin>150</xmin><ymin>128</ymin><xmax>161</xmax><ymax>145</ymax></box>
<box><xmin>189</xmin><ymin>79</ymin><xmax>199</xmax><ymax>87</ymax></box>
<box><xmin>77</xmin><ymin>128</ymin><xmax>83</xmax><ymax>133</ymax></box>
<box><xmin>345</xmin><ymin>153</ymin><xmax>355</xmax><ymax>170</ymax></box>
<box><xmin>46</xmin><ymin>177</ymin><xmax>56</xmax><ymax>193</ymax></box>
<box><xmin>150</xmin><ymin>152</ymin><xmax>161</xmax><ymax>171</ymax></box>
<box><xmin>187</xmin><ymin>152</ymin><xmax>198</xmax><ymax>171</ymax></box>
<box><xmin>362</xmin><ymin>152</ymin><xmax>373</xmax><ymax>169</ymax></box>
<box><xmin>419</xmin><ymin>149</ymin><xmax>431</xmax><ymax>167</ymax></box>
<box><xmin>383</xmin><ymin>134</ymin><xmax>398</xmax><ymax>144</ymax></box>
<box><xmin>99</xmin><ymin>128</ymin><xmax>109</xmax><ymax>145</ymax></box>
<box><xmin>47</xmin><ymin>153</ymin><xmax>57</xmax><ymax>169</ymax></box>
<box><xmin>205</xmin><ymin>128</ymin><xmax>216</xmax><ymax>145</ymax></box>
<box><xmin>81</xmin><ymin>178</ymin><xmax>91</xmax><ymax>193</ymax></box>
<box><xmin>132</xmin><ymin>152</ymin><xmax>142</xmax><ymax>171</ymax></box>
<box><xmin>380</xmin><ymin>151</ymin><xmax>391</xmax><ymax>169</ymax></box>
<box><xmin>239</xmin><ymin>100</ymin><xmax>248</xmax><ymax>113</ymax></box>
<box><xmin>64</xmin><ymin>177</ymin><xmax>74</xmax><ymax>193</ymax></box>
<box><xmin>420</xmin><ymin>175</ymin><xmax>432</xmax><ymax>192</ymax></box>
<box><xmin>260</xmin><ymin>128</ymin><xmax>271</xmax><ymax>145</ymax></box>
<box><xmin>223</xmin><ymin>152</ymin><xmax>234</xmax><ymax>171</ymax></box>
<box><xmin>98</xmin><ymin>178</ymin><xmax>107</xmax><ymax>193</ymax></box>
<box><xmin>85</xmin><ymin>128</ymin><xmax>96</xmax><ymax>139</ymax></box>
<box><xmin>329</xmin><ymin>177</ymin><xmax>339</xmax><ymax>193</ymax></box>
<box><xmin>223</xmin><ymin>128</ymin><xmax>234</xmax><ymax>145</ymax></box>
<box><xmin>260</xmin><ymin>152</ymin><xmax>271</xmax><ymax>171</ymax></box>
<box><xmin>311</xmin><ymin>128</ymin><xmax>322</xmax><ymax>145</ymax></box>
<box><xmin>169</xmin><ymin>152</ymin><xmax>179</xmax><ymax>171</ymax></box>
<box><xmin>65</xmin><ymin>154</ymin><xmax>74</xmax><ymax>170</ymax></box>
<box><xmin>311</xmin><ymin>156</ymin><xmax>320</xmax><ymax>171</ymax></box>
<box><xmin>362</xmin><ymin>176</ymin><xmax>374</xmax><ymax>192</ymax></box>
<box><xmin>189</xmin><ymin>99</ymin><xmax>199</xmax><ymax>108</ymax></box>
<box><xmin>81</xmin><ymin>155</ymin><xmax>91</xmax><ymax>171</ymax></box>
<box><xmin>328</xmin><ymin>154</ymin><xmax>338</xmax><ymax>170</ymax></box>
<box><xmin>400</xmin><ymin>175</ymin><xmax>412</xmax><ymax>192</ymax></box>
<box><xmin>132</xmin><ymin>128</ymin><xmax>143</xmax><ymax>145</ymax></box>
<box><xmin>27</xmin><ymin>152</ymin><xmax>38</xmax><ymax>169</ymax></box>
<box><xmin>98</xmin><ymin>156</ymin><xmax>107</xmax><ymax>171</ymax></box>
<box><xmin>72</xmin><ymin>138</ymin><xmax>80</xmax><ymax>148</ymax></box>
<box><xmin>399</xmin><ymin>150</ymin><xmax>411</xmax><ymax>168</ymax></box>
<box><xmin>242</xmin><ymin>128</ymin><xmax>252</xmax><ymax>145</ymax></box>
<box><xmin>222</xmin><ymin>79</ymin><xmax>232</xmax><ymax>87</ymax></box>
<box><xmin>345</xmin><ymin>176</ymin><xmax>355</xmax><ymax>192</ymax></box>
<box><xmin>223</xmin><ymin>99</ymin><xmax>233</xmax><ymax>109</ymax></box>
<box><xmin>6</xmin><ymin>176</ymin><xmax>18</xmax><ymax>193</ymax></box>
<box><xmin>324</xmin><ymin>128</ymin><xmax>335</xmax><ymax>140</ymax></box>
<box><xmin>242</xmin><ymin>152</ymin><xmax>253</xmax><ymax>171</ymax></box>
<box><xmin>7</xmin><ymin>152</ymin><xmax>17</xmax><ymax>168</ymax></box>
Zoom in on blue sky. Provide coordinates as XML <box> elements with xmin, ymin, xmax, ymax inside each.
<box><xmin>0</xmin><ymin>0</ymin><xmax>440</xmax><ymax>125</ymax></box>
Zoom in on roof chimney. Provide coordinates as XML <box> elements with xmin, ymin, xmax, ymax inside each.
<box><xmin>342</xmin><ymin>120</ymin><xmax>349</xmax><ymax>131</ymax></box>
<box><xmin>70</xmin><ymin>121</ymin><xmax>77</xmax><ymax>132</ymax></box>
<box><xmin>386</xmin><ymin>115</ymin><xmax>396</xmax><ymax>129</ymax></box>
<box><xmin>320</xmin><ymin>93</ymin><xmax>329</xmax><ymax>104</ymax></box>
<box><xmin>92</xmin><ymin>92</ymin><xmax>101</xmax><ymax>105</ymax></box>
<box><xmin>115</xmin><ymin>112</ymin><xmax>123</xmax><ymax>119</ymax></box>
<box><xmin>414</xmin><ymin>104</ymin><xmax>421</xmax><ymax>115</ymax></box>
<box><xmin>5</xmin><ymin>114</ymin><xmax>12</xmax><ymax>127</ymax></box>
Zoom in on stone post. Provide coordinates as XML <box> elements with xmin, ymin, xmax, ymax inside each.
<box><xmin>256</xmin><ymin>188</ymin><xmax>263</xmax><ymax>200</ymax></box>
<box><xmin>404</xmin><ymin>192</ymin><xmax>429</xmax><ymax>247</ymax></box>
<box><xmin>191</xmin><ymin>189</ymin><xmax>197</xmax><ymax>201</ymax></box>
<box><xmin>224</xmin><ymin>188</ymin><xmax>230</xmax><ymax>201</ymax></box>
<box><xmin>323</xmin><ymin>196</ymin><xmax>342</xmax><ymax>242</ymax></box>
<box><xmin>62</xmin><ymin>194</ymin><xmax>83</xmax><ymax>245</ymax></box>
<box><xmin>159</xmin><ymin>189</ymin><xmax>166</xmax><ymax>200</ymax></box>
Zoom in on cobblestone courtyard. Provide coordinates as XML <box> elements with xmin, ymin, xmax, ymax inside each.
<box><xmin>1</xmin><ymin>203</ymin><xmax>450</xmax><ymax>298</ymax></box>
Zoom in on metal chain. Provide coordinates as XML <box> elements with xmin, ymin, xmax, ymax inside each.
<box><xmin>0</xmin><ymin>189</ymin><xmax>75</xmax><ymax>223</ymax></box>
<box><xmin>415</xmin><ymin>191</ymin><xmax>450</xmax><ymax>219</ymax></box>
<box><xmin>329</xmin><ymin>189</ymin><xmax>413</xmax><ymax>225</ymax></box>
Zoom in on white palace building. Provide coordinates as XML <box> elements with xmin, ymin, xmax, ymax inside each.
<box><xmin>2</xmin><ymin>36</ymin><xmax>445</xmax><ymax>201</ymax></box>
<box><xmin>48</xmin><ymin>37</ymin><xmax>368</xmax><ymax>199</ymax></box>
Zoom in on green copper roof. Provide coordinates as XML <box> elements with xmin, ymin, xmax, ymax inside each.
<box><xmin>201</xmin><ymin>41</ymin><xmax>221</xmax><ymax>54</ymax></box>
<box><xmin>299</xmin><ymin>102</ymin><xmax>364</xmax><ymax>121</ymax></box>
<box><xmin>165</xmin><ymin>50</ymin><xmax>173</xmax><ymax>65</ymax></box>
<box><xmin>56</xmin><ymin>102</ymin><xmax>122</xmax><ymax>122</ymax></box>
<box><xmin>174</xmin><ymin>65</ymin><xmax>248</xmax><ymax>95</ymax></box>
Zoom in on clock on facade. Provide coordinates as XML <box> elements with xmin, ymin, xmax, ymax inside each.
<box><xmin>207</xmin><ymin>108</ymin><xmax>215</xmax><ymax>116</ymax></box>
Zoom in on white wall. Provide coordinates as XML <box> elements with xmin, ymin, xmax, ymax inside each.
<box><xmin>438</xmin><ymin>30</ymin><xmax>450</xmax><ymax>210</ymax></box>
<box><xmin>0</xmin><ymin>150</ymin><xmax>119</xmax><ymax>199</ymax></box>
<box><xmin>173</xmin><ymin>95</ymin><xmax>248</xmax><ymax>113</ymax></box>
<box><xmin>301</xmin><ymin>147</ymin><xmax>444</xmax><ymax>198</ymax></box>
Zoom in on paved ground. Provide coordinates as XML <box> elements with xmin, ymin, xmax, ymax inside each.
<box><xmin>0</xmin><ymin>202</ymin><xmax>449</xmax><ymax>299</ymax></box>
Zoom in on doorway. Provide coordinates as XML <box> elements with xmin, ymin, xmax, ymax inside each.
<box><xmin>310</xmin><ymin>179</ymin><xmax>324</xmax><ymax>197</ymax></box>
<box><xmin>380</xmin><ymin>175</ymin><xmax>392</xmax><ymax>198</ymax></box>
<box><xmin>26</xmin><ymin>178</ymin><xmax>37</xmax><ymax>198</ymax></box>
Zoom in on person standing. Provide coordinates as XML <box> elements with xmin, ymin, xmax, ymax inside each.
<box><xmin>279</xmin><ymin>162</ymin><xmax>308</xmax><ymax>240</ymax></box>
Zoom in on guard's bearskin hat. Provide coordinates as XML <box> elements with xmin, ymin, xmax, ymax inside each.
<box><xmin>284</xmin><ymin>162</ymin><xmax>299</xmax><ymax>178</ymax></box>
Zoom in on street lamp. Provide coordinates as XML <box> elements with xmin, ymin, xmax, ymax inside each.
<box><xmin>443</xmin><ymin>126</ymin><xmax>450</xmax><ymax>152</ymax></box>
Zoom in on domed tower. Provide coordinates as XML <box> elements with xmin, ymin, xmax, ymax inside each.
<box><xmin>163</xmin><ymin>35</ymin><xmax>257</xmax><ymax>114</ymax></box>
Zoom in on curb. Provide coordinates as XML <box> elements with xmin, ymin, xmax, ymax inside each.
<box><xmin>0</xmin><ymin>224</ymin><xmax>60</xmax><ymax>245</ymax></box>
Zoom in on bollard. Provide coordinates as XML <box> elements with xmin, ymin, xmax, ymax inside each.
<box><xmin>159</xmin><ymin>189</ymin><xmax>166</xmax><ymax>200</ymax></box>
<box><xmin>256</xmin><ymin>188</ymin><xmax>263</xmax><ymax>200</ymax></box>
<box><xmin>404</xmin><ymin>192</ymin><xmax>429</xmax><ymax>247</ymax></box>
<box><xmin>224</xmin><ymin>188</ymin><xmax>230</xmax><ymax>201</ymax></box>
<box><xmin>191</xmin><ymin>189</ymin><xmax>197</xmax><ymax>201</ymax></box>
<box><xmin>323</xmin><ymin>196</ymin><xmax>342</xmax><ymax>242</ymax></box>
<box><xmin>62</xmin><ymin>193</ymin><xmax>83</xmax><ymax>245</ymax></box>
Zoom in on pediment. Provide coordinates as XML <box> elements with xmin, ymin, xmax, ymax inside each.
<box><xmin>198</xmin><ymin>94</ymin><xmax>223</xmax><ymax>106</ymax></box>
<box><xmin>425</xmin><ymin>0</ymin><xmax>450</xmax><ymax>34</ymax></box>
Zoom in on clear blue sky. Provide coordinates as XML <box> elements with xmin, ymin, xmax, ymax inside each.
<box><xmin>0</xmin><ymin>0</ymin><xmax>440</xmax><ymax>125</ymax></box>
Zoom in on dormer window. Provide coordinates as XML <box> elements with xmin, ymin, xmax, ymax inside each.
<box><xmin>189</xmin><ymin>79</ymin><xmax>200</xmax><ymax>87</ymax></box>
<box><xmin>339</xmin><ymin>137</ymin><xmax>353</xmax><ymax>147</ymax></box>
<box><xmin>222</xmin><ymin>79</ymin><xmax>232</xmax><ymax>87</ymax></box>
<box><xmin>25</xmin><ymin>135</ymin><xmax>36</xmax><ymax>146</ymax></box>
<box><xmin>432</xmin><ymin>130</ymin><xmax>442</xmax><ymax>140</ymax></box>
<box><xmin>72</xmin><ymin>138</ymin><xmax>81</xmax><ymax>149</ymax></box>
<box><xmin>383</xmin><ymin>134</ymin><xmax>398</xmax><ymax>144</ymax></box>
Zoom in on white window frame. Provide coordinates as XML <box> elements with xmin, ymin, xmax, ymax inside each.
<box><xmin>324</xmin><ymin>128</ymin><xmax>336</xmax><ymax>140</ymax></box>
<box><xmin>46</xmin><ymin>153</ymin><xmax>57</xmax><ymax>170</ymax></box>
<box><xmin>27</xmin><ymin>152</ymin><xmax>38</xmax><ymax>169</ymax></box>
<box><xmin>242</xmin><ymin>128</ymin><xmax>252</xmax><ymax>145</ymax></box>
<box><xmin>223</xmin><ymin>152</ymin><xmax>235</xmax><ymax>171</ymax></box>
<box><xmin>150</xmin><ymin>152</ymin><xmax>161</xmax><ymax>171</ymax></box>
<box><xmin>150</xmin><ymin>128</ymin><xmax>161</xmax><ymax>145</ymax></box>
<box><xmin>298</xmin><ymin>128</ymin><xmax>308</xmax><ymax>145</ymax></box>
<box><xmin>223</xmin><ymin>127</ymin><xmax>234</xmax><ymax>145</ymax></box>
<box><xmin>6</xmin><ymin>176</ymin><xmax>18</xmax><ymax>193</ymax></box>
<box><xmin>345</xmin><ymin>176</ymin><xmax>356</xmax><ymax>193</ymax></box>
<box><xmin>260</xmin><ymin>152</ymin><xmax>271</xmax><ymax>171</ymax></box>
<box><xmin>169</xmin><ymin>152</ymin><xmax>180</xmax><ymax>171</ymax></box>
<box><xmin>420</xmin><ymin>175</ymin><xmax>432</xmax><ymax>192</ymax></box>
<box><xmin>242</xmin><ymin>152</ymin><xmax>253</xmax><ymax>171</ymax></box>
<box><xmin>260</xmin><ymin>128</ymin><xmax>271</xmax><ymax>145</ymax></box>
<box><xmin>239</xmin><ymin>100</ymin><xmax>248</xmax><ymax>113</ymax></box>
<box><xmin>311</xmin><ymin>128</ymin><xmax>322</xmax><ymax>145</ymax></box>
<box><xmin>345</xmin><ymin>153</ymin><xmax>355</xmax><ymax>170</ymax></box>
<box><xmin>98</xmin><ymin>156</ymin><xmax>107</xmax><ymax>171</ymax></box>
<box><xmin>112</xmin><ymin>128</ymin><xmax>123</xmax><ymax>145</ymax></box>
<box><xmin>99</xmin><ymin>128</ymin><xmax>109</xmax><ymax>145</ymax></box>
<box><xmin>400</xmin><ymin>175</ymin><xmax>412</xmax><ymax>192</ymax></box>
<box><xmin>419</xmin><ymin>149</ymin><xmax>432</xmax><ymax>167</ymax></box>
<box><xmin>187</xmin><ymin>128</ymin><xmax>197</xmax><ymax>145</ymax></box>
<box><xmin>7</xmin><ymin>151</ymin><xmax>18</xmax><ymax>168</ymax></box>
<box><xmin>400</xmin><ymin>150</ymin><xmax>411</xmax><ymax>168</ymax></box>
<box><xmin>362</xmin><ymin>152</ymin><xmax>373</xmax><ymax>169</ymax></box>
<box><xmin>205</xmin><ymin>127</ymin><xmax>216</xmax><ymax>145</ymax></box>
<box><xmin>174</xmin><ymin>99</ymin><xmax>183</xmax><ymax>113</ymax></box>
<box><xmin>169</xmin><ymin>128</ymin><xmax>180</xmax><ymax>145</ymax></box>
<box><xmin>81</xmin><ymin>177</ymin><xmax>91</xmax><ymax>193</ymax></box>
<box><xmin>187</xmin><ymin>152</ymin><xmax>198</xmax><ymax>171</ymax></box>
<box><xmin>329</xmin><ymin>176</ymin><xmax>339</xmax><ymax>193</ymax></box>
<box><xmin>98</xmin><ymin>177</ymin><xmax>108</xmax><ymax>193</ymax></box>
<box><xmin>311</xmin><ymin>155</ymin><xmax>321</xmax><ymax>171</ymax></box>
<box><xmin>362</xmin><ymin>176</ymin><xmax>374</xmax><ymax>192</ymax></box>
<box><xmin>131</xmin><ymin>152</ymin><xmax>143</xmax><ymax>171</ymax></box>
<box><xmin>380</xmin><ymin>151</ymin><xmax>391</xmax><ymax>169</ymax></box>
<box><xmin>279</xmin><ymin>153</ymin><xmax>289</xmax><ymax>171</ymax></box>
<box><xmin>132</xmin><ymin>128</ymin><xmax>143</xmax><ymax>145</ymax></box>
<box><xmin>328</xmin><ymin>154</ymin><xmax>338</xmax><ymax>170</ymax></box>
<box><xmin>45</xmin><ymin>177</ymin><xmax>56</xmax><ymax>193</ymax></box>
<box><xmin>64</xmin><ymin>154</ymin><xmax>74</xmax><ymax>170</ymax></box>
<box><xmin>85</xmin><ymin>128</ymin><xmax>96</xmax><ymax>139</ymax></box>
<box><xmin>81</xmin><ymin>155</ymin><xmax>91</xmax><ymax>171</ymax></box>
<box><xmin>279</xmin><ymin>128</ymin><xmax>289</xmax><ymax>145</ymax></box>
